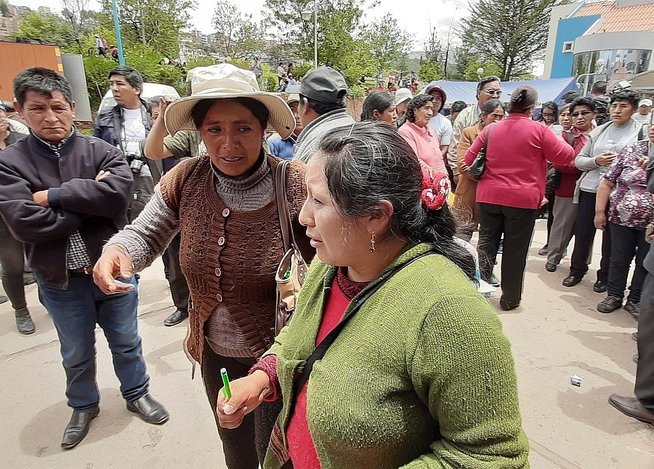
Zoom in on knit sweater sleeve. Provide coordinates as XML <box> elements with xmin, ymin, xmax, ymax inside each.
<box><xmin>403</xmin><ymin>294</ymin><xmax>530</xmax><ymax>468</ymax></box>
<box><xmin>105</xmin><ymin>189</ymin><xmax>180</xmax><ymax>271</ymax></box>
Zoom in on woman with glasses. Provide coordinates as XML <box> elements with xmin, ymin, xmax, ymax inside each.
<box><xmin>546</xmin><ymin>98</ymin><xmax>596</xmax><ymax>272</ymax></box>
<box><xmin>447</xmin><ymin>76</ymin><xmax>502</xmax><ymax>186</ymax></box>
<box><xmin>538</xmin><ymin>101</ymin><xmax>559</xmax><ymax>127</ymax></box>
<box><xmin>563</xmin><ymin>90</ymin><xmax>644</xmax><ymax>293</ymax></box>
<box><xmin>465</xmin><ymin>86</ymin><xmax>575</xmax><ymax>310</ymax></box>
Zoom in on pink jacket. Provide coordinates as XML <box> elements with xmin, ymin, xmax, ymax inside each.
<box><xmin>464</xmin><ymin>114</ymin><xmax>575</xmax><ymax>209</ymax></box>
<box><xmin>398</xmin><ymin>121</ymin><xmax>447</xmax><ymax>175</ymax></box>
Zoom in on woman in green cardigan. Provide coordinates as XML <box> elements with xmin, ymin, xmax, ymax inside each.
<box><xmin>217</xmin><ymin>122</ymin><xmax>530</xmax><ymax>468</ymax></box>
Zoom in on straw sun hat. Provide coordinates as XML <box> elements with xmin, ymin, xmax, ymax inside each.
<box><xmin>164</xmin><ymin>63</ymin><xmax>295</xmax><ymax>139</ymax></box>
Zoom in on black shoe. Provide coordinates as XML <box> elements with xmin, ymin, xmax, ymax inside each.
<box><xmin>562</xmin><ymin>275</ymin><xmax>582</xmax><ymax>287</ymax></box>
<box><xmin>593</xmin><ymin>279</ymin><xmax>608</xmax><ymax>293</ymax></box>
<box><xmin>608</xmin><ymin>394</ymin><xmax>654</xmax><ymax>425</ymax></box>
<box><xmin>545</xmin><ymin>262</ymin><xmax>557</xmax><ymax>272</ymax></box>
<box><xmin>0</xmin><ymin>294</ymin><xmax>7</xmax><ymax>305</ymax></box>
<box><xmin>499</xmin><ymin>297</ymin><xmax>520</xmax><ymax>311</ymax></box>
<box><xmin>538</xmin><ymin>244</ymin><xmax>549</xmax><ymax>256</ymax></box>
<box><xmin>488</xmin><ymin>274</ymin><xmax>500</xmax><ymax>287</ymax></box>
<box><xmin>623</xmin><ymin>301</ymin><xmax>640</xmax><ymax>321</ymax></box>
<box><xmin>632</xmin><ymin>331</ymin><xmax>638</xmax><ymax>342</ymax></box>
<box><xmin>597</xmin><ymin>295</ymin><xmax>622</xmax><ymax>313</ymax></box>
<box><xmin>61</xmin><ymin>408</ymin><xmax>99</xmax><ymax>450</ymax></box>
<box><xmin>15</xmin><ymin>308</ymin><xmax>35</xmax><ymax>335</ymax></box>
<box><xmin>127</xmin><ymin>393</ymin><xmax>169</xmax><ymax>425</ymax></box>
<box><xmin>163</xmin><ymin>308</ymin><xmax>188</xmax><ymax>327</ymax></box>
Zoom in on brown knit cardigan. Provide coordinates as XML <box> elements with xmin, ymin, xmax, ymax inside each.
<box><xmin>158</xmin><ymin>155</ymin><xmax>312</xmax><ymax>364</ymax></box>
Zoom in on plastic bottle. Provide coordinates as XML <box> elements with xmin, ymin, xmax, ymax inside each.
<box><xmin>600</xmin><ymin>139</ymin><xmax>616</xmax><ymax>175</ymax></box>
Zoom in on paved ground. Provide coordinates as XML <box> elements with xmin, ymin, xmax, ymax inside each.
<box><xmin>1</xmin><ymin>219</ymin><xmax>653</xmax><ymax>468</ymax></box>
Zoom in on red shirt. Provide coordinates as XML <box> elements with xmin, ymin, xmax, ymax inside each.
<box><xmin>464</xmin><ymin>114</ymin><xmax>575</xmax><ymax>209</ymax></box>
<box><xmin>286</xmin><ymin>269</ymin><xmax>367</xmax><ymax>468</ymax></box>
<box><xmin>553</xmin><ymin>129</ymin><xmax>587</xmax><ymax>198</ymax></box>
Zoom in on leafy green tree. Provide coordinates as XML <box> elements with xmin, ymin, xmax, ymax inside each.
<box><xmin>212</xmin><ymin>1</ymin><xmax>266</xmax><ymax>60</ymax></box>
<box><xmin>459</xmin><ymin>0</ymin><xmax>566</xmax><ymax>80</ymax></box>
<box><xmin>14</xmin><ymin>11</ymin><xmax>77</xmax><ymax>50</ymax></box>
<box><xmin>263</xmin><ymin>0</ymin><xmax>377</xmax><ymax>66</ymax></box>
<box><xmin>360</xmin><ymin>13</ymin><xmax>413</xmax><ymax>75</ymax></box>
<box><xmin>98</xmin><ymin>0</ymin><xmax>193</xmax><ymax>58</ymax></box>
<box><xmin>463</xmin><ymin>60</ymin><xmax>503</xmax><ymax>81</ymax></box>
<box><xmin>418</xmin><ymin>60</ymin><xmax>442</xmax><ymax>82</ymax></box>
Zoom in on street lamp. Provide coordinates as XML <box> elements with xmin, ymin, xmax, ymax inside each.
<box><xmin>301</xmin><ymin>2</ymin><xmax>318</xmax><ymax>69</ymax></box>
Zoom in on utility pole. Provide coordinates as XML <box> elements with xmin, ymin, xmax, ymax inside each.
<box><xmin>111</xmin><ymin>0</ymin><xmax>125</xmax><ymax>65</ymax></box>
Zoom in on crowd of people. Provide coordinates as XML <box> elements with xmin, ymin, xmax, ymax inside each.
<box><xmin>0</xmin><ymin>59</ymin><xmax>653</xmax><ymax>467</ymax></box>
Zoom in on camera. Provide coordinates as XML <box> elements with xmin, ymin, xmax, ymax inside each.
<box><xmin>126</xmin><ymin>153</ymin><xmax>145</xmax><ymax>174</ymax></box>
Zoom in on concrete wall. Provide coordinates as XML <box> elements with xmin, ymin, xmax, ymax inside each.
<box><xmin>550</xmin><ymin>15</ymin><xmax>601</xmax><ymax>78</ymax></box>
<box><xmin>543</xmin><ymin>3</ymin><xmax>581</xmax><ymax>79</ymax></box>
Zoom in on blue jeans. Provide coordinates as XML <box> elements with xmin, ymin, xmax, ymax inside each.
<box><xmin>38</xmin><ymin>274</ymin><xmax>149</xmax><ymax>410</ymax></box>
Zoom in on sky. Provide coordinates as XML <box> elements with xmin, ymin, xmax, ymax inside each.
<box><xmin>9</xmin><ymin>0</ymin><xmax>465</xmax><ymax>48</ymax></box>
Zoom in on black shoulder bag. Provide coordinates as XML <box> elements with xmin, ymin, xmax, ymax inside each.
<box><xmin>468</xmin><ymin>125</ymin><xmax>493</xmax><ymax>181</ymax></box>
<box><xmin>291</xmin><ymin>250</ymin><xmax>434</xmax><ymax>400</ymax></box>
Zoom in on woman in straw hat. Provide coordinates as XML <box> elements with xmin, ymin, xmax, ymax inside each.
<box><xmin>93</xmin><ymin>64</ymin><xmax>313</xmax><ymax>468</ymax></box>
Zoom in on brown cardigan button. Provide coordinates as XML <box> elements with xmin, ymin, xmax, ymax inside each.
<box><xmin>218</xmin><ymin>236</ymin><xmax>225</xmax><ymax>246</ymax></box>
<box><xmin>215</xmin><ymin>267</ymin><xmax>222</xmax><ymax>277</ymax></box>
<box><xmin>222</xmin><ymin>208</ymin><xmax>230</xmax><ymax>217</ymax></box>
<box><xmin>216</xmin><ymin>293</ymin><xmax>223</xmax><ymax>302</ymax></box>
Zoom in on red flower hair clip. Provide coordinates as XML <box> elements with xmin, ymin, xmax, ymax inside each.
<box><xmin>421</xmin><ymin>170</ymin><xmax>450</xmax><ymax>211</ymax></box>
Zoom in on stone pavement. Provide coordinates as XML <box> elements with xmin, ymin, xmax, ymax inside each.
<box><xmin>1</xmin><ymin>220</ymin><xmax>653</xmax><ymax>468</ymax></box>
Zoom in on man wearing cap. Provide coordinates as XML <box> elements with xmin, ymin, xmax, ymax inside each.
<box><xmin>395</xmin><ymin>87</ymin><xmax>413</xmax><ymax>123</ymax></box>
<box><xmin>294</xmin><ymin>66</ymin><xmax>355</xmax><ymax>163</ymax></box>
<box><xmin>634</xmin><ymin>99</ymin><xmax>652</xmax><ymax>124</ymax></box>
<box><xmin>0</xmin><ymin>67</ymin><xmax>169</xmax><ymax>450</ymax></box>
<box><xmin>425</xmin><ymin>84</ymin><xmax>453</xmax><ymax>156</ymax></box>
<box><xmin>447</xmin><ymin>76</ymin><xmax>502</xmax><ymax>184</ymax></box>
<box><xmin>268</xmin><ymin>93</ymin><xmax>302</xmax><ymax>160</ymax></box>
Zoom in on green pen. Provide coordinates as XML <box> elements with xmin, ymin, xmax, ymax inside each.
<box><xmin>221</xmin><ymin>368</ymin><xmax>232</xmax><ymax>400</ymax></box>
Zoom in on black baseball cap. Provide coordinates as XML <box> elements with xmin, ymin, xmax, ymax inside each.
<box><xmin>300</xmin><ymin>67</ymin><xmax>348</xmax><ymax>104</ymax></box>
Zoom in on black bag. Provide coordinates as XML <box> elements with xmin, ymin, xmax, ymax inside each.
<box><xmin>468</xmin><ymin>125</ymin><xmax>493</xmax><ymax>181</ymax></box>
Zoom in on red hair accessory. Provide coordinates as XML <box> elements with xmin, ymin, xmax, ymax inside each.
<box><xmin>421</xmin><ymin>170</ymin><xmax>450</xmax><ymax>211</ymax></box>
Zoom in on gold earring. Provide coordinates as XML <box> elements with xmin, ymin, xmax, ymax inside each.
<box><xmin>369</xmin><ymin>231</ymin><xmax>376</xmax><ymax>253</ymax></box>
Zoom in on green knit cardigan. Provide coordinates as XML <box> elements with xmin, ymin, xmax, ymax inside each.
<box><xmin>264</xmin><ymin>243</ymin><xmax>530</xmax><ymax>469</ymax></box>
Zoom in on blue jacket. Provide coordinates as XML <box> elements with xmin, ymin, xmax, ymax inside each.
<box><xmin>267</xmin><ymin>136</ymin><xmax>295</xmax><ymax>160</ymax></box>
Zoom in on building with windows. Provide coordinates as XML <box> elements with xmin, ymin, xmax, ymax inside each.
<box><xmin>543</xmin><ymin>0</ymin><xmax>654</xmax><ymax>93</ymax></box>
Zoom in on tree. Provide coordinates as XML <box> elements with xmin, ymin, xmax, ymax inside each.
<box><xmin>98</xmin><ymin>0</ymin><xmax>193</xmax><ymax>59</ymax></box>
<box><xmin>263</xmin><ymin>0</ymin><xmax>377</xmax><ymax>65</ymax></box>
<box><xmin>361</xmin><ymin>13</ymin><xmax>413</xmax><ymax>74</ymax></box>
<box><xmin>459</xmin><ymin>0</ymin><xmax>566</xmax><ymax>80</ymax></box>
<box><xmin>212</xmin><ymin>0</ymin><xmax>266</xmax><ymax>60</ymax></box>
<box><xmin>14</xmin><ymin>11</ymin><xmax>77</xmax><ymax>50</ymax></box>
<box><xmin>419</xmin><ymin>60</ymin><xmax>441</xmax><ymax>82</ymax></box>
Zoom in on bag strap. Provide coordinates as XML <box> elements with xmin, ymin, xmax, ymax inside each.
<box><xmin>292</xmin><ymin>250</ymin><xmax>435</xmax><ymax>399</ymax></box>
<box><xmin>274</xmin><ymin>159</ymin><xmax>293</xmax><ymax>251</ymax></box>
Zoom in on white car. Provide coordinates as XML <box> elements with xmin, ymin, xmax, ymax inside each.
<box><xmin>97</xmin><ymin>83</ymin><xmax>181</xmax><ymax>113</ymax></box>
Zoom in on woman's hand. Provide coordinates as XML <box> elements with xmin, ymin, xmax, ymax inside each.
<box><xmin>216</xmin><ymin>370</ymin><xmax>271</xmax><ymax>429</ymax></box>
<box><xmin>93</xmin><ymin>245</ymin><xmax>135</xmax><ymax>294</ymax></box>
<box><xmin>595</xmin><ymin>151</ymin><xmax>617</xmax><ymax>167</ymax></box>
<box><xmin>594</xmin><ymin>211</ymin><xmax>607</xmax><ymax>230</ymax></box>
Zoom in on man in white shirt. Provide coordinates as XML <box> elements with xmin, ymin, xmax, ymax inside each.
<box><xmin>425</xmin><ymin>84</ymin><xmax>452</xmax><ymax>156</ymax></box>
<box><xmin>633</xmin><ymin>99</ymin><xmax>652</xmax><ymax>124</ymax></box>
